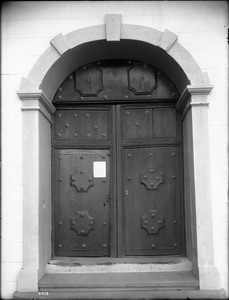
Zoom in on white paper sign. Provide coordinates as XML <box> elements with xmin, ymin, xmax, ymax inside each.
<box><xmin>93</xmin><ymin>161</ymin><xmax>106</xmax><ymax>178</ymax></box>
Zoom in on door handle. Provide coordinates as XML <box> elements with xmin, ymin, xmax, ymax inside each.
<box><xmin>106</xmin><ymin>192</ymin><xmax>110</xmax><ymax>203</ymax></box>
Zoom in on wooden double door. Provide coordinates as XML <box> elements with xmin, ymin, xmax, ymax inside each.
<box><xmin>52</xmin><ymin>104</ymin><xmax>184</xmax><ymax>257</ymax></box>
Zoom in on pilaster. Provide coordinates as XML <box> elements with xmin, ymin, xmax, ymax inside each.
<box><xmin>17</xmin><ymin>91</ymin><xmax>55</xmax><ymax>291</ymax></box>
<box><xmin>177</xmin><ymin>85</ymin><xmax>221</xmax><ymax>290</ymax></box>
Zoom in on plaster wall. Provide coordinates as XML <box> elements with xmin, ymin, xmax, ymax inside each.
<box><xmin>1</xmin><ymin>1</ymin><xmax>228</xmax><ymax>298</ymax></box>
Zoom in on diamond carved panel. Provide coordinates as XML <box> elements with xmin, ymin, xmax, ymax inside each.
<box><xmin>140</xmin><ymin>167</ymin><xmax>163</xmax><ymax>190</ymax></box>
<box><xmin>141</xmin><ymin>209</ymin><xmax>165</xmax><ymax>235</ymax></box>
<box><xmin>128</xmin><ymin>64</ymin><xmax>157</xmax><ymax>95</ymax></box>
<box><xmin>75</xmin><ymin>66</ymin><xmax>103</xmax><ymax>96</ymax></box>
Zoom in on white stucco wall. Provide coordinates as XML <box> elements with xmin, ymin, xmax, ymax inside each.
<box><xmin>1</xmin><ymin>1</ymin><xmax>228</xmax><ymax>298</ymax></box>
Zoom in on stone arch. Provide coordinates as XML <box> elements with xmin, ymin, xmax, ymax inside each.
<box><xmin>17</xmin><ymin>19</ymin><xmax>220</xmax><ymax>293</ymax></box>
<box><xmin>19</xmin><ymin>23</ymin><xmax>210</xmax><ymax>102</ymax></box>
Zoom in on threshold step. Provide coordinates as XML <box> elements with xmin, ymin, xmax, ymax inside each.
<box><xmin>13</xmin><ymin>289</ymin><xmax>227</xmax><ymax>299</ymax></box>
<box><xmin>39</xmin><ymin>271</ymin><xmax>199</xmax><ymax>291</ymax></box>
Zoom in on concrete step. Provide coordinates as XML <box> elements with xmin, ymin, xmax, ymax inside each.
<box><xmin>13</xmin><ymin>289</ymin><xmax>227</xmax><ymax>299</ymax></box>
<box><xmin>39</xmin><ymin>271</ymin><xmax>199</xmax><ymax>290</ymax></box>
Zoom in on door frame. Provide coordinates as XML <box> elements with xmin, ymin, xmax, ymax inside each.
<box><xmin>16</xmin><ymin>20</ymin><xmax>221</xmax><ymax>291</ymax></box>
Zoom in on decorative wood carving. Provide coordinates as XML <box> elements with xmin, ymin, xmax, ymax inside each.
<box><xmin>140</xmin><ymin>167</ymin><xmax>163</xmax><ymax>190</ymax></box>
<box><xmin>70</xmin><ymin>211</ymin><xmax>95</xmax><ymax>236</ymax></box>
<box><xmin>70</xmin><ymin>168</ymin><xmax>94</xmax><ymax>192</ymax></box>
<box><xmin>53</xmin><ymin>60</ymin><xmax>179</xmax><ymax>103</ymax></box>
<box><xmin>75</xmin><ymin>66</ymin><xmax>103</xmax><ymax>96</ymax></box>
<box><xmin>141</xmin><ymin>209</ymin><xmax>165</xmax><ymax>234</ymax></box>
<box><xmin>128</xmin><ymin>64</ymin><xmax>157</xmax><ymax>95</ymax></box>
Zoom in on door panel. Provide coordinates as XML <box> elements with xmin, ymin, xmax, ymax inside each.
<box><xmin>124</xmin><ymin>147</ymin><xmax>182</xmax><ymax>255</ymax></box>
<box><xmin>54</xmin><ymin>108</ymin><xmax>109</xmax><ymax>141</ymax></box>
<box><xmin>54</xmin><ymin>149</ymin><xmax>110</xmax><ymax>256</ymax></box>
<box><xmin>122</xmin><ymin>107</ymin><xmax>152</xmax><ymax>140</ymax></box>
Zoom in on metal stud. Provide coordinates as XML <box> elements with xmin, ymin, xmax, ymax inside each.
<box><xmin>151</xmin><ymin>244</ymin><xmax>156</xmax><ymax>248</ymax></box>
<box><xmin>69</xmin><ymin>75</ymin><xmax>73</xmax><ymax>79</ymax></box>
<box><xmin>58</xmin><ymin>221</ymin><xmax>62</xmax><ymax>225</ymax></box>
<box><xmin>140</xmin><ymin>77</ymin><xmax>144</xmax><ymax>81</ymax></box>
<box><xmin>80</xmin><ymin>170</ymin><xmax>84</xmax><ymax>174</ymax></box>
<box><xmin>102</xmin><ymin>179</ymin><xmax>106</xmax><ymax>183</ymax></box>
<box><xmin>58</xmin><ymin>95</ymin><xmax>62</xmax><ymax>99</ymax></box>
<box><xmin>72</xmin><ymin>221</ymin><xmax>76</xmax><ymax>225</ymax></box>
<box><xmin>57</xmin><ymin>113</ymin><xmax>62</xmax><ymax>118</ymax></box>
<box><xmin>150</xmin><ymin>169</ymin><xmax>154</xmax><ymax>173</ymax></box>
<box><xmin>102</xmin><ymin>155</ymin><xmax>106</xmax><ymax>159</ymax></box>
<box><xmin>144</xmin><ymin>220</ymin><xmax>148</xmax><ymax>225</ymax></box>
<box><xmin>113</xmin><ymin>72</ymin><xmax>117</xmax><ymax>76</ymax></box>
<box><xmin>58</xmin><ymin>178</ymin><xmax>63</xmax><ymax>182</ymax></box>
<box><xmin>80</xmin><ymin>213</ymin><xmax>84</xmax><ymax>217</ymax></box>
<box><xmin>174</xmin><ymin>243</ymin><xmax>178</xmax><ymax>247</ymax></box>
<box><xmin>87</xmin><ymin>133</ymin><xmax>91</xmax><ymax>138</ymax></box>
<box><xmin>173</xmin><ymin>176</ymin><xmax>176</xmax><ymax>179</ymax></box>
<box><xmin>81</xmin><ymin>230</ymin><xmax>85</xmax><ymax>234</ymax></box>
<box><xmin>126</xmin><ymin>111</ymin><xmax>130</xmax><ymax>116</ymax></box>
<box><xmin>86</xmin><ymin>78</ymin><xmax>90</xmax><ymax>82</ymax></box>
<box><xmin>144</xmin><ymin>175</ymin><xmax>147</xmax><ymax>179</ymax></box>
<box><xmin>156</xmin><ymin>177</ymin><xmax>160</xmax><ymax>181</ymax></box>
<box><xmin>124</xmin><ymin>95</ymin><xmax>128</xmax><ymax>99</ymax></box>
<box><xmin>172</xmin><ymin>92</ymin><xmax>176</xmax><ymax>96</ymax></box>
<box><xmin>158</xmin><ymin>220</ymin><xmax>162</xmax><ymax>224</ymax></box>
<box><xmin>58</xmin><ymin>244</ymin><xmax>62</xmax><ymax>248</ymax></box>
<box><xmin>136</xmin><ymin>122</ymin><xmax>140</xmax><ymax>127</ymax></box>
<box><xmin>148</xmin><ymin>94</ymin><xmax>152</xmax><ymax>98</ymax></box>
<box><xmin>102</xmin><ymin>134</ymin><xmax>106</xmax><ymax>138</ymax></box>
<box><xmin>103</xmin><ymin>222</ymin><xmax>107</xmax><ymax>227</ymax></box>
<box><xmin>151</xmin><ymin>227</ymin><xmax>155</xmax><ymax>231</ymax></box>
<box><xmin>88</xmin><ymin>178</ymin><xmax>92</xmax><ymax>182</ymax></box>
<box><xmin>103</xmin><ymin>95</ymin><xmax>107</xmax><ymax>100</ymax></box>
<box><xmin>85</xmin><ymin>114</ymin><xmax>90</xmax><ymax>118</ymax></box>
<box><xmin>172</xmin><ymin>153</ymin><xmax>176</xmax><ymax>156</ymax></box>
<box><xmin>82</xmin><ymin>244</ymin><xmax>86</xmax><ymax>248</ymax></box>
<box><xmin>150</xmin><ymin>182</ymin><xmax>154</xmax><ymax>186</ymax></box>
<box><xmin>80</xmin><ymin>96</ymin><xmax>84</xmax><ymax>100</ymax></box>
<box><xmin>146</xmin><ymin>111</ymin><xmax>149</xmax><ymax>114</ymax></box>
<box><xmin>151</xmin><ymin>213</ymin><xmax>155</xmax><ymax>217</ymax></box>
<box><xmin>58</xmin><ymin>156</ymin><xmax>62</xmax><ymax>160</ymax></box>
<box><xmin>83</xmin><ymin>66</ymin><xmax>87</xmax><ymax>70</ymax></box>
<box><xmin>90</xmin><ymin>221</ymin><xmax>93</xmax><ymax>226</ymax></box>
<box><xmin>94</xmin><ymin>125</ymin><xmax>98</xmax><ymax>130</ymax></box>
<box><xmin>149</xmin><ymin>152</ymin><xmax>154</xmax><ymax>156</ymax></box>
<box><xmin>57</xmin><ymin>133</ymin><xmax>61</xmax><ymax>137</ymax></box>
<box><xmin>128</xmin><ymin>154</ymin><xmax>132</xmax><ymax>158</ymax></box>
<box><xmin>65</xmin><ymin>123</ymin><xmax>69</xmax><ymax>128</ymax></box>
<box><xmin>128</xmin><ymin>177</ymin><xmax>132</xmax><ymax>181</ymax></box>
<box><xmin>73</xmin><ymin>114</ymin><xmax>78</xmax><ymax>118</ymax></box>
<box><xmin>173</xmin><ymin>220</ymin><xmax>177</xmax><ymax>224</ymax></box>
<box><xmin>102</xmin><ymin>244</ymin><xmax>107</xmax><ymax>248</ymax></box>
<box><xmin>58</xmin><ymin>87</ymin><xmax>62</xmax><ymax>92</ymax></box>
<box><xmin>74</xmin><ymin>133</ymin><xmax>78</xmax><ymax>137</ymax></box>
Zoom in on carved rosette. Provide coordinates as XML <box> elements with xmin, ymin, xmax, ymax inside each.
<box><xmin>140</xmin><ymin>167</ymin><xmax>163</xmax><ymax>190</ymax></box>
<box><xmin>141</xmin><ymin>210</ymin><xmax>165</xmax><ymax>234</ymax></box>
<box><xmin>70</xmin><ymin>210</ymin><xmax>95</xmax><ymax>236</ymax></box>
<box><xmin>70</xmin><ymin>169</ymin><xmax>94</xmax><ymax>193</ymax></box>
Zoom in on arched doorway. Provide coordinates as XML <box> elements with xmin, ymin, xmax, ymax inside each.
<box><xmin>52</xmin><ymin>59</ymin><xmax>184</xmax><ymax>257</ymax></box>
<box><xmin>16</xmin><ymin>21</ymin><xmax>220</xmax><ymax>292</ymax></box>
